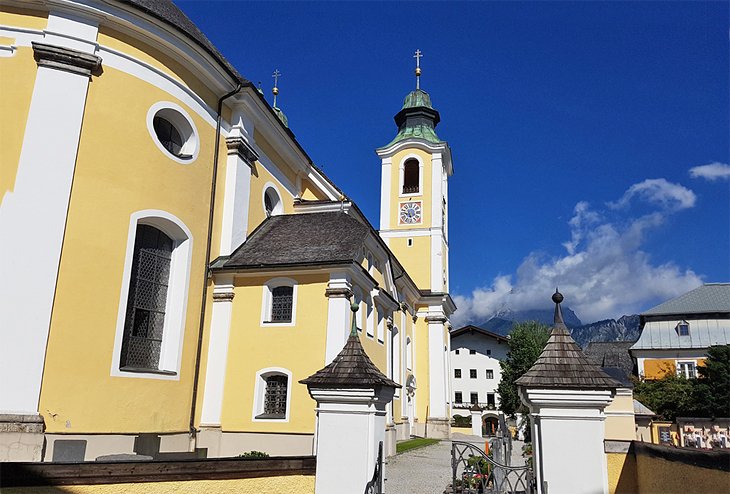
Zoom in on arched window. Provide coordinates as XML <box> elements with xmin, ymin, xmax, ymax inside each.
<box><xmin>113</xmin><ymin>211</ymin><xmax>193</xmax><ymax>378</ymax></box>
<box><xmin>261</xmin><ymin>278</ymin><xmax>297</xmax><ymax>326</ymax></box>
<box><xmin>263</xmin><ymin>185</ymin><xmax>283</xmax><ymax>217</ymax></box>
<box><xmin>120</xmin><ymin>225</ymin><xmax>173</xmax><ymax>369</ymax></box>
<box><xmin>253</xmin><ymin>368</ymin><xmax>292</xmax><ymax>421</ymax></box>
<box><xmin>403</xmin><ymin>159</ymin><xmax>420</xmax><ymax>194</ymax></box>
<box><xmin>270</xmin><ymin>286</ymin><xmax>293</xmax><ymax>322</ymax></box>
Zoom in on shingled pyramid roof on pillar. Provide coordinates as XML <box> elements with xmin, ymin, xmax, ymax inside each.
<box><xmin>300</xmin><ymin>333</ymin><xmax>400</xmax><ymax>389</ymax></box>
<box><xmin>300</xmin><ymin>304</ymin><xmax>400</xmax><ymax>389</ymax></box>
<box><xmin>515</xmin><ymin>291</ymin><xmax>621</xmax><ymax>389</ymax></box>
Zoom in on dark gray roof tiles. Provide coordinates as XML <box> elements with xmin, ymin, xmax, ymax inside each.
<box><xmin>300</xmin><ymin>333</ymin><xmax>400</xmax><ymax>389</ymax></box>
<box><xmin>122</xmin><ymin>1</ymin><xmax>246</xmax><ymax>83</ymax></box>
<box><xmin>584</xmin><ymin>341</ymin><xmax>635</xmax><ymax>376</ymax></box>
<box><xmin>642</xmin><ymin>283</ymin><xmax>730</xmax><ymax>316</ymax></box>
<box><xmin>516</xmin><ymin>292</ymin><xmax>621</xmax><ymax>389</ymax></box>
<box><xmin>451</xmin><ymin>325</ymin><xmax>509</xmax><ymax>342</ymax></box>
<box><xmin>217</xmin><ymin>212</ymin><xmax>370</xmax><ymax>269</ymax></box>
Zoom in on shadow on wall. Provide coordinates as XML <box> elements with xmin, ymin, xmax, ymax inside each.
<box><xmin>609</xmin><ymin>441</ymin><xmax>730</xmax><ymax>494</ymax></box>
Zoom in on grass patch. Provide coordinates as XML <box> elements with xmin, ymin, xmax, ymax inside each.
<box><xmin>396</xmin><ymin>438</ymin><xmax>440</xmax><ymax>454</ymax></box>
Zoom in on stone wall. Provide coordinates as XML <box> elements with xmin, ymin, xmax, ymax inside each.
<box><xmin>607</xmin><ymin>440</ymin><xmax>730</xmax><ymax>494</ymax></box>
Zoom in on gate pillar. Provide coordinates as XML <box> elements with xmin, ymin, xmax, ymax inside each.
<box><xmin>470</xmin><ymin>404</ymin><xmax>483</xmax><ymax>437</ymax></box>
<box><xmin>301</xmin><ymin>303</ymin><xmax>399</xmax><ymax>494</ymax></box>
<box><xmin>516</xmin><ymin>291</ymin><xmax>619</xmax><ymax>494</ymax></box>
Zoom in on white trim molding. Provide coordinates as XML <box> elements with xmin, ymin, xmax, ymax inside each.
<box><xmin>252</xmin><ymin>367</ymin><xmax>293</xmax><ymax>423</ymax></box>
<box><xmin>110</xmin><ymin>210</ymin><xmax>193</xmax><ymax>380</ymax></box>
<box><xmin>260</xmin><ymin>277</ymin><xmax>298</xmax><ymax>327</ymax></box>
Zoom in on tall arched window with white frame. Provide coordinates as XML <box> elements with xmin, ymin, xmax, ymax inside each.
<box><xmin>402</xmin><ymin>158</ymin><xmax>420</xmax><ymax>194</ymax></box>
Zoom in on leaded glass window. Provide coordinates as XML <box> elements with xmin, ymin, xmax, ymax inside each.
<box><xmin>153</xmin><ymin>116</ymin><xmax>185</xmax><ymax>158</ymax></box>
<box><xmin>263</xmin><ymin>375</ymin><xmax>288</xmax><ymax>417</ymax></box>
<box><xmin>270</xmin><ymin>286</ymin><xmax>293</xmax><ymax>322</ymax></box>
<box><xmin>120</xmin><ymin>225</ymin><xmax>173</xmax><ymax>370</ymax></box>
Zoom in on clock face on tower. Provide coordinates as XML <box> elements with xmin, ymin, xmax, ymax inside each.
<box><xmin>399</xmin><ymin>201</ymin><xmax>422</xmax><ymax>224</ymax></box>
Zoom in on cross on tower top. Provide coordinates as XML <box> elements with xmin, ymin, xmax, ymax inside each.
<box><xmin>272</xmin><ymin>69</ymin><xmax>281</xmax><ymax>106</ymax></box>
<box><xmin>413</xmin><ymin>49</ymin><xmax>422</xmax><ymax>89</ymax></box>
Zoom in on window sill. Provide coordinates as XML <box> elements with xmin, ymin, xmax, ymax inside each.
<box><xmin>120</xmin><ymin>367</ymin><xmax>177</xmax><ymax>376</ymax></box>
<box><xmin>255</xmin><ymin>413</ymin><xmax>286</xmax><ymax>420</ymax></box>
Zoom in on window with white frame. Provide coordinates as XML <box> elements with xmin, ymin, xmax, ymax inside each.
<box><xmin>454</xmin><ymin>392</ymin><xmax>463</xmax><ymax>404</ymax></box>
<box><xmin>677</xmin><ymin>361</ymin><xmax>697</xmax><ymax>379</ymax></box>
<box><xmin>253</xmin><ymin>369</ymin><xmax>291</xmax><ymax>420</ymax></box>
<box><xmin>263</xmin><ymin>184</ymin><xmax>284</xmax><ymax>217</ymax></box>
<box><xmin>486</xmin><ymin>369</ymin><xmax>494</xmax><ymax>379</ymax></box>
<box><xmin>113</xmin><ymin>211</ymin><xmax>192</xmax><ymax>378</ymax></box>
<box><xmin>261</xmin><ymin>278</ymin><xmax>297</xmax><ymax>325</ymax></box>
<box><xmin>454</xmin><ymin>368</ymin><xmax>462</xmax><ymax>378</ymax></box>
<box><xmin>676</xmin><ymin>321</ymin><xmax>690</xmax><ymax>336</ymax></box>
<box><xmin>470</xmin><ymin>392</ymin><xmax>478</xmax><ymax>405</ymax></box>
<box><xmin>402</xmin><ymin>158</ymin><xmax>420</xmax><ymax>194</ymax></box>
<box><xmin>147</xmin><ymin>102</ymin><xmax>199</xmax><ymax>164</ymax></box>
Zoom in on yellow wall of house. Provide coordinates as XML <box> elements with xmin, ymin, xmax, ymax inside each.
<box><xmin>605</xmin><ymin>392</ymin><xmax>637</xmax><ymax>441</ymax></box>
<box><xmin>300</xmin><ymin>178</ymin><xmax>327</xmax><ymax>200</ymax></box>
<box><xmin>389</xmin><ymin>148</ymin><xmax>433</xmax><ymax>229</ymax></box>
<box><xmin>0</xmin><ymin>5</ymin><xmax>48</xmax><ymax>30</ymax></box>
<box><xmin>0</xmin><ymin>45</ymin><xmax>37</xmax><ymax>200</ymax></box>
<box><xmin>387</xmin><ymin>236</ymin><xmax>431</xmax><ymax>289</ymax></box>
<box><xmin>2</xmin><ymin>476</ymin><xmax>315</xmax><ymax>494</ymax></box>
<box><xmin>97</xmin><ymin>27</ymin><xmax>219</xmax><ymax>110</ymax></box>
<box><xmin>643</xmin><ymin>357</ymin><xmax>706</xmax><ymax>379</ymax></box>
<box><xmin>221</xmin><ymin>274</ymin><xmax>329</xmax><ymax>434</ymax></box>
<box><xmin>40</xmin><ymin>62</ymin><xmax>224</xmax><ymax>434</ymax></box>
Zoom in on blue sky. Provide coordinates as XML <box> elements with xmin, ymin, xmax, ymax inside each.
<box><xmin>179</xmin><ymin>1</ymin><xmax>729</xmax><ymax>324</ymax></box>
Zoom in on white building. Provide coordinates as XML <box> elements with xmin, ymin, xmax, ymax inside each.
<box><xmin>450</xmin><ymin>325</ymin><xmax>509</xmax><ymax>433</ymax></box>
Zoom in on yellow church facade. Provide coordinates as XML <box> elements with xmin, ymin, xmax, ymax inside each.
<box><xmin>0</xmin><ymin>0</ymin><xmax>454</xmax><ymax>462</ymax></box>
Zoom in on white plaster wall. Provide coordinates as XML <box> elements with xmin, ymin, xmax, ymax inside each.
<box><xmin>450</xmin><ymin>332</ymin><xmax>508</xmax><ymax>409</ymax></box>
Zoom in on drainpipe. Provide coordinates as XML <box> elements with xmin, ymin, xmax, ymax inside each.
<box><xmin>189</xmin><ymin>83</ymin><xmax>243</xmax><ymax>451</ymax></box>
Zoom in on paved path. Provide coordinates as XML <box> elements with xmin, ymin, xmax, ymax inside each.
<box><xmin>384</xmin><ymin>435</ymin><xmax>527</xmax><ymax>494</ymax></box>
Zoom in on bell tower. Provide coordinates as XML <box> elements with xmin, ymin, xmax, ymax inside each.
<box><xmin>377</xmin><ymin>50</ymin><xmax>453</xmax><ymax>293</ymax></box>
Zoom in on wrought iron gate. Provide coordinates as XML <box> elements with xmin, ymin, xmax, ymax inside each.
<box><xmin>364</xmin><ymin>441</ymin><xmax>383</xmax><ymax>494</ymax></box>
<box><xmin>451</xmin><ymin>441</ymin><xmax>534</xmax><ymax>494</ymax></box>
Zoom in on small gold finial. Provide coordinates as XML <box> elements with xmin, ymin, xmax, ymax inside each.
<box><xmin>272</xmin><ymin>69</ymin><xmax>281</xmax><ymax>106</ymax></box>
<box><xmin>413</xmin><ymin>49</ymin><xmax>423</xmax><ymax>90</ymax></box>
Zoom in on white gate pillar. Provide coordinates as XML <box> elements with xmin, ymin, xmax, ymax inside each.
<box><xmin>517</xmin><ymin>291</ymin><xmax>619</xmax><ymax>494</ymax></box>
<box><xmin>302</xmin><ymin>303</ymin><xmax>399</xmax><ymax>494</ymax></box>
<box><xmin>470</xmin><ymin>405</ymin><xmax>483</xmax><ymax>437</ymax></box>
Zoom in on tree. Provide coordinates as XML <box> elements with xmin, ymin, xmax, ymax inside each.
<box><xmin>693</xmin><ymin>345</ymin><xmax>730</xmax><ymax>418</ymax></box>
<box><xmin>497</xmin><ymin>321</ymin><xmax>551</xmax><ymax>417</ymax></box>
<box><xmin>632</xmin><ymin>371</ymin><xmax>696</xmax><ymax>421</ymax></box>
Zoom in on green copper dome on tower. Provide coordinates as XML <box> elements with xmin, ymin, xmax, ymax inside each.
<box><xmin>387</xmin><ymin>88</ymin><xmax>442</xmax><ymax>146</ymax></box>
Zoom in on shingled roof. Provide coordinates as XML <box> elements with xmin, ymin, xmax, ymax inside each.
<box><xmin>515</xmin><ymin>291</ymin><xmax>621</xmax><ymax>389</ymax></box>
<box><xmin>214</xmin><ymin>212</ymin><xmax>370</xmax><ymax>270</ymax></box>
<box><xmin>300</xmin><ymin>305</ymin><xmax>400</xmax><ymax>389</ymax></box>
<box><xmin>642</xmin><ymin>283</ymin><xmax>730</xmax><ymax>316</ymax></box>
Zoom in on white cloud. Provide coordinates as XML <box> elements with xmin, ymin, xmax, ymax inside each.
<box><xmin>689</xmin><ymin>162</ymin><xmax>730</xmax><ymax>181</ymax></box>
<box><xmin>608</xmin><ymin>178</ymin><xmax>696</xmax><ymax>211</ymax></box>
<box><xmin>452</xmin><ymin>178</ymin><xmax>703</xmax><ymax>327</ymax></box>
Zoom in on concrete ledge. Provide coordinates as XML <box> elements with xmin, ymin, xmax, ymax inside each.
<box><xmin>0</xmin><ymin>455</ymin><xmax>316</xmax><ymax>487</ymax></box>
<box><xmin>605</xmin><ymin>440</ymin><xmax>632</xmax><ymax>453</ymax></box>
<box><xmin>0</xmin><ymin>414</ymin><xmax>44</xmax><ymax>433</ymax></box>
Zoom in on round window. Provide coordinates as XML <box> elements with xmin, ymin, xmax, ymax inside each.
<box><xmin>263</xmin><ymin>186</ymin><xmax>283</xmax><ymax>217</ymax></box>
<box><xmin>147</xmin><ymin>103</ymin><xmax>199</xmax><ymax>163</ymax></box>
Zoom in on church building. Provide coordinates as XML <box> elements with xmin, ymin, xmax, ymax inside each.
<box><xmin>0</xmin><ymin>0</ymin><xmax>455</xmax><ymax>461</ymax></box>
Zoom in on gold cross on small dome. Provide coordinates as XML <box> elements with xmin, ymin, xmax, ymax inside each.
<box><xmin>413</xmin><ymin>49</ymin><xmax>422</xmax><ymax>89</ymax></box>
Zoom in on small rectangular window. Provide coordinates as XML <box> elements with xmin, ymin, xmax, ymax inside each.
<box><xmin>469</xmin><ymin>349</ymin><xmax>476</xmax><ymax>355</ymax></box>
<box><xmin>486</xmin><ymin>369</ymin><xmax>494</xmax><ymax>379</ymax></box>
<box><xmin>677</xmin><ymin>361</ymin><xmax>697</xmax><ymax>379</ymax></box>
<box><xmin>487</xmin><ymin>393</ymin><xmax>495</xmax><ymax>407</ymax></box>
<box><xmin>407</xmin><ymin>238</ymin><xmax>413</xmax><ymax>247</ymax></box>
<box><xmin>470</xmin><ymin>393</ymin><xmax>478</xmax><ymax>405</ymax></box>
<box><xmin>454</xmin><ymin>369</ymin><xmax>462</xmax><ymax>378</ymax></box>
<box><xmin>455</xmin><ymin>349</ymin><xmax>460</xmax><ymax>355</ymax></box>
<box><xmin>270</xmin><ymin>286</ymin><xmax>293</xmax><ymax>322</ymax></box>
<box><xmin>469</xmin><ymin>369</ymin><xmax>477</xmax><ymax>379</ymax></box>
<box><xmin>677</xmin><ymin>321</ymin><xmax>690</xmax><ymax>336</ymax></box>
<box><xmin>486</xmin><ymin>349</ymin><xmax>492</xmax><ymax>356</ymax></box>
<box><xmin>454</xmin><ymin>392</ymin><xmax>462</xmax><ymax>404</ymax></box>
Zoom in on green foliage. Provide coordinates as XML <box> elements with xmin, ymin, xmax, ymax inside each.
<box><xmin>633</xmin><ymin>345</ymin><xmax>730</xmax><ymax>420</ymax></box>
<box><xmin>237</xmin><ymin>450</ymin><xmax>270</xmax><ymax>458</ymax></box>
<box><xmin>692</xmin><ymin>345</ymin><xmax>730</xmax><ymax>418</ymax></box>
<box><xmin>497</xmin><ymin>321</ymin><xmax>551</xmax><ymax>417</ymax></box>
<box><xmin>453</xmin><ymin>414</ymin><xmax>472</xmax><ymax>428</ymax></box>
<box><xmin>467</xmin><ymin>455</ymin><xmax>491</xmax><ymax>476</ymax></box>
<box><xmin>396</xmin><ymin>438</ymin><xmax>439</xmax><ymax>453</ymax></box>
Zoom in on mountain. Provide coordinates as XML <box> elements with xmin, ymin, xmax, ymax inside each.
<box><xmin>480</xmin><ymin>306</ymin><xmax>583</xmax><ymax>335</ymax></box>
<box><xmin>569</xmin><ymin>315</ymin><xmax>641</xmax><ymax>348</ymax></box>
<box><xmin>478</xmin><ymin>309</ymin><xmax>641</xmax><ymax>348</ymax></box>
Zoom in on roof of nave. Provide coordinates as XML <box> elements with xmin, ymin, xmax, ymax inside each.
<box><xmin>451</xmin><ymin>325</ymin><xmax>509</xmax><ymax>342</ymax></box>
<box><xmin>515</xmin><ymin>291</ymin><xmax>621</xmax><ymax>390</ymax></box>
<box><xmin>584</xmin><ymin>341</ymin><xmax>635</xmax><ymax>377</ymax></box>
<box><xmin>216</xmin><ymin>212</ymin><xmax>370</xmax><ymax>269</ymax></box>
<box><xmin>642</xmin><ymin>283</ymin><xmax>730</xmax><ymax>317</ymax></box>
<box><xmin>121</xmin><ymin>0</ymin><xmax>247</xmax><ymax>84</ymax></box>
